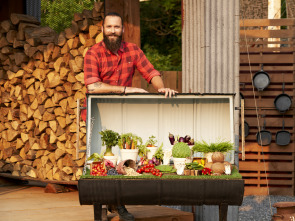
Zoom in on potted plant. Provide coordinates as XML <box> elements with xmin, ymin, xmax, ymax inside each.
<box><xmin>184</xmin><ymin>162</ymin><xmax>204</xmax><ymax>176</ymax></box>
<box><xmin>192</xmin><ymin>139</ymin><xmax>234</xmax><ymax>163</ymax></box>
<box><xmin>145</xmin><ymin>135</ymin><xmax>158</xmax><ymax>159</ymax></box>
<box><xmin>118</xmin><ymin>133</ymin><xmax>143</xmax><ymax>162</ymax></box>
<box><xmin>172</xmin><ymin>142</ymin><xmax>192</xmax><ymax>175</ymax></box>
<box><xmin>153</xmin><ymin>143</ymin><xmax>164</xmax><ymax>165</ymax></box>
<box><xmin>99</xmin><ymin>129</ymin><xmax>120</xmax><ymax>165</ymax></box>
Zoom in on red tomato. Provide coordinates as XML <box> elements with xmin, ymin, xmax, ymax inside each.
<box><xmin>156</xmin><ymin>169</ymin><xmax>160</xmax><ymax>173</ymax></box>
<box><xmin>152</xmin><ymin>171</ymin><xmax>156</xmax><ymax>175</ymax></box>
<box><xmin>156</xmin><ymin>172</ymin><xmax>159</xmax><ymax>176</ymax></box>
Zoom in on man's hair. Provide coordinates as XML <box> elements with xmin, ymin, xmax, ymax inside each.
<box><xmin>103</xmin><ymin>12</ymin><xmax>123</xmax><ymax>26</ymax></box>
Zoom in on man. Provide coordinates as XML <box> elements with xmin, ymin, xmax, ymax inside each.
<box><xmin>82</xmin><ymin>12</ymin><xmax>177</xmax><ymax>221</ymax></box>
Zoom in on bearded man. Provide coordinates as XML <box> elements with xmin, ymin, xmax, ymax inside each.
<box><xmin>82</xmin><ymin>12</ymin><xmax>177</xmax><ymax>221</ymax></box>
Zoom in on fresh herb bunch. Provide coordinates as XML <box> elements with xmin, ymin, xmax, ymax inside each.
<box><xmin>185</xmin><ymin>162</ymin><xmax>204</xmax><ymax>170</ymax></box>
<box><xmin>192</xmin><ymin>139</ymin><xmax>234</xmax><ymax>153</ymax></box>
<box><xmin>146</xmin><ymin>135</ymin><xmax>157</xmax><ymax>147</ymax></box>
<box><xmin>99</xmin><ymin>129</ymin><xmax>119</xmax><ymax>148</ymax></box>
<box><xmin>154</xmin><ymin>143</ymin><xmax>164</xmax><ymax>160</ymax></box>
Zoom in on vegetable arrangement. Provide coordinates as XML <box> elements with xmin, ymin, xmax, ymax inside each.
<box><xmin>169</xmin><ymin>133</ymin><xmax>195</xmax><ymax>145</ymax></box>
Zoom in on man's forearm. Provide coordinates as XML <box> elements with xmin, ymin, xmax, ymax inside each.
<box><xmin>150</xmin><ymin>75</ymin><xmax>165</xmax><ymax>90</ymax></box>
<box><xmin>87</xmin><ymin>82</ymin><xmax>124</xmax><ymax>94</ymax></box>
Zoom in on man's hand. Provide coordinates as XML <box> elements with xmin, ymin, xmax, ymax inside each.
<box><xmin>158</xmin><ymin>88</ymin><xmax>178</xmax><ymax>98</ymax></box>
<box><xmin>125</xmin><ymin>87</ymin><xmax>148</xmax><ymax>93</ymax></box>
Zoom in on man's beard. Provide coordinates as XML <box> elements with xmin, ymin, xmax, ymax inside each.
<box><xmin>103</xmin><ymin>33</ymin><xmax>122</xmax><ymax>52</ymax></box>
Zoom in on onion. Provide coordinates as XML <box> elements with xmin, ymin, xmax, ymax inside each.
<box><xmin>148</xmin><ymin>160</ymin><xmax>154</xmax><ymax>165</ymax></box>
<box><xmin>212</xmin><ymin>152</ymin><xmax>224</xmax><ymax>163</ymax></box>
<box><xmin>211</xmin><ymin>162</ymin><xmax>225</xmax><ymax>174</ymax></box>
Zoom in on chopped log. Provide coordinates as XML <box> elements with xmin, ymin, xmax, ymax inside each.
<box><xmin>32</xmin><ymin>51</ymin><xmax>43</xmax><ymax>61</ymax></box>
<box><xmin>43</xmin><ymin>42</ymin><xmax>55</xmax><ymax>62</ymax></box>
<box><xmin>55</xmin><ymin>148</ymin><xmax>65</xmax><ymax>161</ymax></box>
<box><xmin>10</xmin><ymin>155</ymin><xmax>22</xmax><ymax>163</ymax></box>
<box><xmin>7</xmin><ymin>129</ymin><xmax>19</xmax><ymax>141</ymax></box>
<box><xmin>37</xmin><ymin>92</ymin><xmax>48</xmax><ymax>104</ymax></box>
<box><xmin>56</xmin><ymin>116</ymin><xmax>66</xmax><ymax>129</ymax></box>
<box><xmin>25</xmin><ymin>27</ymin><xmax>56</xmax><ymax>45</ymax></box>
<box><xmin>92</xmin><ymin>8</ymin><xmax>103</xmax><ymax>19</ymax></box>
<box><xmin>6</xmin><ymin>30</ymin><xmax>17</xmax><ymax>43</ymax></box>
<box><xmin>15</xmin><ymin>52</ymin><xmax>29</xmax><ymax>66</ymax></box>
<box><xmin>89</xmin><ymin>25</ymin><xmax>100</xmax><ymax>38</ymax></box>
<box><xmin>26</xmin><ymin>37</ymin><xmax>41</xmax><ymax>47</ymax></box>
<box><xmin>13</xmin><ymin>39</ymin><xmax>25</xmax><ymax>48</ymax></box>
<box><xmin>70</xmin><ymin>49</ymin><xmax>79</xmax><ymax>57</ymax></box>
<box><xmin>16</xmin><ymin>138</ymin><xmax>24</xmax><ymax>149</ymax></box>
<box><xmin>52</xmin><ymin>46</ymin><xmax>61</xmax><ymax>60</ymax></box>
<box><xmin>65</xmin><ymin>21</ymin><xmax>79</xmax><ymax>39</ymax></box>
<box><xmin>79</xmin><ymin>18</ymin><xmax>93</xmax><ymax>31</ymax></box>
<box><xmin>53</xmin><ymin>57</ymin><xmax>65</xmax><ymax>72</ymax></box>
<box><xmin>62</xmin><ymin>166</ymin><xmax>73</xmax><ymax>175</ymax></box>
<box><xmin>95</xmin><ymin>32</ymin><xmax>103</xmax><ymax>43</ymax></box>
<box><xmin>43</xmin><ymin>111</ymin><xmax>56</xmax><ymax>122</ymax></box>
<box><xmin>74</xmin><ymin>13</ymin><xmax>83</xmax><ymax>22</ymax></box>
<box><xmin>79</xmin><ymin>33</ymin><xmax>87</xmax><ymax>45</ymax></box>
<box><xmin>85</xmin><ymin>38</ymin><xmax>96</xmax><ymax>47</ymax></box>
<box><xmin>52</xmin><ymin>91</ymin><xmax>67</xmax><ymax>104</ymax></box>
<box><xmin>10</xmin><ymin>13</ymin><xmax>40</xmax><ymax>25</ymax></box>
<box><xmin>47</xmin><ymin>71</ymin><xmax>61</xmax><ymax>88</ymax></box>
<box><xmin>0</xmin><ymin>36</ymin><xmax>9</xmax><ymax>48</ymax></box>
<box><xmin>75</xmin><ymin>55</ymin><xmax>84</xmax><ymax>70</ymax></box>
<box><xmin>61</xmin><ymin>42</ymin><xmax>70</xmax><ymax>54</ymax></box>
<box><xmin>67</xmin><ymin>71</ymin><xmax>77</xmax><ymax>83</ymax></box>
<box><xmin>17</xmin><ymin>23</ymin><xmax>39</xmax><ymax>41</ymax></box>
<box><xmin>57</xmin><ymin>31</ymin><xmax>66</xmax><ymax>47</ymax></box>
<box><xmin>1</xmin><ymin>20</ymin><xmax>15</xmax><ymax>33</ymax></box>
<box><xmin>69</xmin><ymin>59</ymin><xmax>81</xmax><ymax>73</ymax></box>
<box><xmin>1</xmin><ymin>46</ymin><xmax>13</xmax><ymax>54</ymax></box>
<box><xmin>44</xmin><ymin>98</ymin><xmax>56</xmax><ymax>108</ymax></box>
<box><xmin>59</xmin><ymin>99</ymin><xmax>68</xmax><ymax>112</ymax></box>
<box><xmin>19</xmin><ymin>147</ymin><xmax>27</xmax><ymax>159</ymax></box>
<box><xmin>0</xmin><ymin>52</ymin><xmax>8</xmax><ymax>60</ymax></box>
<box><xmin>26</xmin><ymin>168</ymin><xmax>37</xmax><ymax>178</ymax></box>
<box><xmin>82</xmin><ymin>9</ymin><xmax>93</xmax><ymax>19</ymax></box>
<box><xmin>94</xmin><ymin>2</ymin><xmax>104</xmax><ymax>12</ymax></box>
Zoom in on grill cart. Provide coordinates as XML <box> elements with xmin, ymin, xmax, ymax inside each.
<box><xmin>78</xmin><ymin>93</ymin><xmax>244</xmax><ymax>221</ymax></box>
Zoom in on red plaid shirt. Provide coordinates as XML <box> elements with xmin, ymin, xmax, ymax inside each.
<box><xmin>81</xmin><ymin>41</ymin><xmax>160</xmax><ymax>121</ymax></box>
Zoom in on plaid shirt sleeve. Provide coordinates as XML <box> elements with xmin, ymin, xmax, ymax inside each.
<box><xmin>84</xmin><ymin>49</ymin><xmax>102</xmax><ymax>87</ymax></box>
<box><xmin>134</xmin><ymin>46</ymin><xmax>161</xmax><ymax>83</ymax></box>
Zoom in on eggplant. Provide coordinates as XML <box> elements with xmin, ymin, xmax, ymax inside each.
<box><xmin>169</xmin><ymin>133</ymin><xmax>175</xmax><ymax>145</ymax></box>
<box><xmin>184</xmin><ymin>135</ymin><xmax>191</xmax><ymax>143</ymax></box>
<box><xmin>178</xmin><ymin>137</ymin><xmax>185</xmax><ymax>142</ymax></box>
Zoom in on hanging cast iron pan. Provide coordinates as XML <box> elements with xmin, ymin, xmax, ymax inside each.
<box><xmin>274</xmin><ymin>82</ymin><xmax>292</xmax><ymax>113</ymax></box>
<box><xmin>239</xmin><ymin>121</ymin><xmax>249</xmax><ymax>138</ymax></box>
<box><xmin>256</xmin><ymin>119</ymin><xmax>272</xmax><ymax>146</ymax></box>
<box><xmin>275</xmin><ymin>120</ymin><xmax>291</xmax><ymax>146</ymax></box>
<box><xmin>253</xmin><ymin>64</ymin><xmax>270</xmax><ymax>91</ymax></box>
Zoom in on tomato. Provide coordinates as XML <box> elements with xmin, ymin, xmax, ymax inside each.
<box><xmin>156</xmin><ymin>169</ymin><xmax>160</xmax><ymax>173</ymax></box>
<box><xmin>152</xmin><ymin>171</ymin><xmax>156</xmax><ymax>175</ymax></box>
<box><xmin>156</xmin><ymin>172</ymin><xmax>159</xmax><ymax>176</ymax></box>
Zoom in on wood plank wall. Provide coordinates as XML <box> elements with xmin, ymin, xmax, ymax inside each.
<box><xmin>239</xmin><ymin>19</ymin><xmax>295</xmax><ymax>196</ymax></box>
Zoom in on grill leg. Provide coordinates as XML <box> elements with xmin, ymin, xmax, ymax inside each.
<box><xmin>93</xmin><ymin>203</ymin><xmax>107</xmax><ymax>221</ymax></box>
<box><xmin>219</xmin><ymin>203</ymin><xmax>228</xmax><ymax>221</ymax></box>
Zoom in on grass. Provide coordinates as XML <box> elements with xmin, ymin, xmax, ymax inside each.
<box><xmin>80</xmin><ymin>167</ymin><xmax>242</xmax><ymax>180</ymax></box>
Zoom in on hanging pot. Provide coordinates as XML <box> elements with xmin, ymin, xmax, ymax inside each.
<box><xmin>252</xmin><ymin>65</ymin><xmax>270</xmax><ymax>91</ymax></box>
<box><xmin>274</xmin><ymin>82</ymin><xmax>292</xmax><ymax>113</ymax></box>
<box><xmin>256</xmin><ymin>119</ymin><xmax>272</xmax><ymax>146</ymax></box>
<box><xmin>239</xmin><ymin>121</ymin><xmax>249</xmax><ymax>138</ymax></box>
<box><xmin>275</xmin><ymin>120</ymin><xmax>291</xmax><ymax>146</ymax></box>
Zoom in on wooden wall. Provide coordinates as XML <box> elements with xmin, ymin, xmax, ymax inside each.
<box><xmin>239</xmin><ymin>19</ymin><xmax>295</xmax><ymax>195</ymax></box>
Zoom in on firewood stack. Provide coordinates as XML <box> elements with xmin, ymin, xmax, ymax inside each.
<box><xmin>0</xmin><ymin>2</ymin><xmax>104</xmax><ymax>181</ymax></box>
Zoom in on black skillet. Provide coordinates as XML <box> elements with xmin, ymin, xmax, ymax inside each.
<box><xmin>253</xmin><ymin>64</ymin><xmax>270</xmax><ymax>91</ymax></box>
<box><xmin>275</xmin><ymin>120</ymin><xmax>291</xmax><ymax>146</ymax></box>
<box><xmin>239</xmin><ymin>121</ymin><xmax>249</xmax><ymax>138</ymax></box>
<box><xmin>274</xmin><ymin>82</ymin><xmax>292</xmax><ymax>113</ymax></box>
<box><xmin>256</xmin><ymin>119</ymin><xmax>272</xmax><ymax>146</ymax></box>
